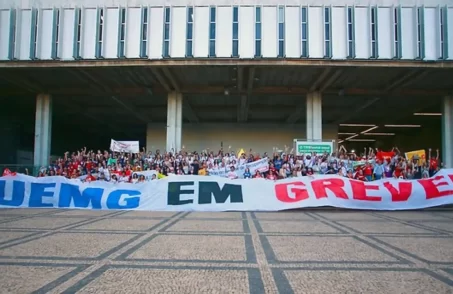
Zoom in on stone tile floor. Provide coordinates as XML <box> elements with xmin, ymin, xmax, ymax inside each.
<box><xmin>0</xmin><ymin>209</ymin><xmax>451</xmax><ymax>293</ymax></box>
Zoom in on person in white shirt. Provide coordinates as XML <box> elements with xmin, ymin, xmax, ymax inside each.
<box><xmin>227</xmin><ymin>166</ymin><xmax>238</xmax><ymax>179</ymax></box>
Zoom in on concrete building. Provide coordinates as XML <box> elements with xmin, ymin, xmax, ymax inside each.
<box><xmin>0</xmin><ymin>0</ymin><xmax>452</xmax><ymax>168</ymax></box>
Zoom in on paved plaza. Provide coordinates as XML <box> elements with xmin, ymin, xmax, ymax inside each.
<box><xmin>0</xmin><ymin>209</ymin><xmax>452</xmax><ymax>293</ymax></box>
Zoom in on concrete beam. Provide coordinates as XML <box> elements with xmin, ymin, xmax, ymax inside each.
<box><xmin>384</xmin><ymin>70</ymin><xmax>429</xmax><ymax>92</ymax></box>
<box><xmin>151</xmin><ymin>68</ymin><xmax>171</xmax><ymax>92</ymax></box>
<box><xmin>286</xmin><ymin>97</ymin><xmax>306</xmax><ymax>124</ymax></box>
<box><xmin>318</xmin><ymin>69</ymin><xmax>344</xmax><ymax>92</ymax></box>
<box><xmin>309</xmin><ymin>68</ymin><xmax>332</xmax><ymax>92</ymax></box>
<box><xmin>2</xmin><ymin>59</ymin><xmax>453</xmax><ymax>69</ymax></box>
<box><xmin>183</xmin><ymin>98</ymin><xmax>200</xmax><ymax>123</ymax></box>
<box><xmin>238</xmin><ymin>67</ymin><xmax>255</xmax><ymax>122</ymax></box>
<box><xmin>0</xmin><ymin>86</ymin><xmax>450</xmax><ymax>98</ymax></box>
<box><xmin>162</xmin><ymin>67</ymin><xmax>181</xmax><ymax>92</ymax></box>
<box><xmin>332</xmin><ymin>97</ymin><xmax>381</xmax><ymax>125</ymax></box>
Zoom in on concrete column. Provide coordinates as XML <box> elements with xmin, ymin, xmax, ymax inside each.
<box><xmin>306</xmin><ymin>91</ymin><xmax>322</xmax><ymax>141</ymax></box>
<box><xmin>34</xmin><ymin>94</ymin><xmax>52</xmax><ymax>167</ymax></box>
<box><xmin>442</xmin><ymin>96</ymin><xmax>453</xmax><ymax>168</ymax></box>
<box><xmin>166</xmin><ymin>92</ymin><xmax>183</xmax><ymax>152</ymax></box>
<box><xmin>175</xmin><ymin>92</ymin><xmax>183</xmax><ymax>151</ymax></box>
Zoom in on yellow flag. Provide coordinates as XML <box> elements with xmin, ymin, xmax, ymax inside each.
<box><xmin>237</xmin><ymin>148</ymin><xmax>246</xmax><ymax>156</ymax></box>
<box><xmin>405</xmin><ymin>149</ymin><xmax>426</xmax><ymax>164</ymax></box>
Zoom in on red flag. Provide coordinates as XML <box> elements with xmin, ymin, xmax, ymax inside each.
<box><xmin>376</xmin><ymin>151</ymin><xmax>395</xmax><ymax>161</ymax></box>
<box><xmin>2</xmin><ymin>168</ymin><xmax>17</xmax><ymax>177</ymax></box>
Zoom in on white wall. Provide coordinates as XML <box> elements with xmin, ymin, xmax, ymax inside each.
<box><xmin>308</xmin><ymin>6</ymin><xmax>323</xmax><ymax>58</ymax></box>
<box><xmin>104</xmin><ymin>8</ymin><xmax>119</xmax><ymax>59</ymax></box>
<box><xmin>449</xmin><ymin>8</ymin><xmax>453</xmax><ymax>60</ymax></box>
<box><xmin>0</xmin><ymin>10</ymin><xmax>10</xmax><ymax>60</ymax></box>
<box><xmin>39</xmin><ymin>9</ymin><xmax>53</xmax><ymax>60</ymax></box>
<box><xmin>0</xmin><ymin>4</ymin><xmax>448</xmax><ymax>62</ymax></box>
<box><xmin>424</xmin><ymin>7</ymin><xmax>439</xmax><ymax>60</ymax></box>
<box><xmin>332</xmin><ymin>6</ymin><xmax>347</xmax><ymax>59</ymax></box>
<box><xmin>238</xmin><ymin>6</ymin><xmax>253</xmax><ymax>58</ymax></box>
<box><xmin>354</xmin><ymin>7</ymin><xmax>370</xmax><ymax>59</ymax></box>
<box><xmin>126</xmin><ymin>8</ymin><xmax>140</xmax><ymax>58</ymax></box>
<box><xmin>82</xmin><ymin>8</ymin><xmax>96</xmax><ymax>59</ymax></box>
<box><xmin>60</xmin><ymin>8</ymin><xmax>74</xmax><ymax>60</ymax></box>
<box><xmin>285</xmin><ymin>6</ymin><xmax>300</xmax><ymax>58</ymax></box>
<box><xmin>170</xmin><ymin>7</ymin><xmax>186</xmax><ymax>58</ymax></box>
<box><xmin>1</xmin><ymin>1</ymin><xmax>451</xmax><ymax>10</ymax></box>
<box><xmin>18</xmin><ymin>9</ymin><xmax>32</xmax><ymax>60</ymax></box>
<box><xmin>377</xmin><ymin>7</ymin><xmax>392</xmax><ymax>59</ymax></box>
<box><xmin>216</xmin><ymin>6</ymin><xmax>232</xmax><ymax>57</ymax></box>
<box><xmin>149</xmin><ymin>7</ymin><xmax>163</xmax><ymax>59</ymax></box>
<box><xmin>146</xmin><ymin>123</ymin><xmax>338</xmax><ymax>154</ymax></box>
<box><xmin>401</xmin><ymin>7</ymin><xmax>416</xmax><ymax>60</ymax></box>
<box><xmin>193</xmin><ymin>6</ymin><xmax>208</xmax><ymax>57</ymax></box>
<box><xmin>261</xmin><ymin>6</ymin><xmax>277</xmax><ymax>58</ymax></box>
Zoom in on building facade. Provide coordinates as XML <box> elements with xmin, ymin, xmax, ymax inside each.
<box><xmin>0</xmin><ymin>0</ymin><xmax>452</xmax><ymax>168</ymax></box>
<box><xmin>0</xmin><ymin>0</ymin><xmax>452</xmax><ymax>62</ymax></box>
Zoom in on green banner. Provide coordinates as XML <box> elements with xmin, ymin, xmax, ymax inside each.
<box><xmin>297</xmin><ymin>143</ymin><xmax>332</xmax><ymax>154</ymax></box>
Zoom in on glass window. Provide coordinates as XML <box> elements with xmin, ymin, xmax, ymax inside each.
<box><xmin>210</xmin><ymin>23</ymin><xmax>216</xmax><ymax>39</ymax></box>
<box><xmin>256</xmin><ymin>7</ymin><xmax>261</xmax><ymax>22</ymax></box>
<box><xmin>302</xmin><ymin>24</ymin><xmax>307</xmax><ymax>39</ymax></box>
<box><xmin>302</xmin><ymin>41</ymin><xmax>307</xmax><ymax>57</ymax></box>
<box><xmin>325</xmin><ymin>24</ymin><xmax>330</xmax><ymax>40</ymax></box>
<box><xmin>233</xmin><ymin>7</ymin><xmax>238</xmax><ymax>22</ymax></box>
<box><xmin>143</xmin><ymin>7</ymin><xmax>148</xmax><ymax>21</ymax></box>
<box><xmin>209</xmin><ymin>40</ymin><xmax>215</xmax><ymax>56</ymax></box>
<box><xmin>187</xmin><ymin>23</ymin><xmax>193</xmax><ymax>39</ymax></box>
<box><xmin>141</xmin><ymin>41</ymin><xmax>146</xmax><ymax>55</ymax></box>
<box><xmin>186</xmin><ymin>40</ymin><xmax>192</xmax><ymax>56</ymax></box>
<box><xmin>255</xmin><ymin>23</ymin><xmax>261</xmax><ymax>39</ymax></box>
<box><xmin>301</xmin><ymin>7</ymin><xmax>307</xmax><ymax>23</ymax></box>
<box><xmin>278</xmin><ymin>6</ymin><xmax>284</xmax><ymax>22</ymax></box>
<box><xmin>324</xmin><ymin>7</ymin><xmax>330</xmax><ymax>20</ymax></box>
<box><xmin>142</xmin><ymin>25</ymin><xmax>147</xmax><ymax>40</ymax></box>
<box><xmin>233</xmin><ymin>23</ymin><xmax>238</xmax><ymax>39</ymax></box>
<box><xmin>278</xmin><ymin>41</ymin><xmax>284</xmax><ymax>56</ymax></box>
<box><xmin>279</xmin><ymin>23</ymin><xmax>284</xmax><ymax>38</ymax></box>
<box><xmin>325</xmin><ymin>43</ymin><xmax>331</xmax><ymax>57</ymax></box>
<box><xmin>255</xmin><ymin>40</ymin><xmax>261</xmax><ymax>56</ymax></box>
<box><xmin>188</xmin><ymin>7</ymin><xmax>193</xmax><ymax>21</ymax></box>
<box><xmin>233</xmin><ymin>40</ymin><xmax>238</xmax><ymax>56</ymax></box>
<box><xmin>163</xmin><ymin>41</ymin><xmax>169</xmax><ymax>56</ymax></box>
<box><xmin>210</xmin><ymin>7</ymin><xmax>216</xmax><ymax>22</ymax></box>
<box><xmin>165</xmin><ymin>7</ymin><xmax>170</xmax><ymax>22</ymax></box>
<box><xmin>164</xmin><ymin>24</ymin><xmax>170</xmax><ymax>39</ymax></box>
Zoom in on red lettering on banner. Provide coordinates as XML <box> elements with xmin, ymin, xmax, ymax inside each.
<box><xmin>418</xmin><ymin>175</ymin><xmax>453</xmax><ymax>199</ymax></box>
<box><xmin>311</xmin><ymin>178</ymin><xmax>348</xmax><ymax>199</ymax></box>
<box><xmin>275</xmin><ymin>182</ymin><xmax>309</xmax><ymax>203</ymax></box>
<box><xmin>350</xmin><ymin>181</ymin><xmax>381</xmax><ymax>201</ymax></box>
<box><xmin>383</xmin><ymin>182</ymin><xmax>413</xmax><ymax>202</ymax></box>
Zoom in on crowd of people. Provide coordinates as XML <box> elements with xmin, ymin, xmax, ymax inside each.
<box><xmin>17</xmin><ymin>145</ymin><xmax>443</xmax><ymax>182</ymax></box>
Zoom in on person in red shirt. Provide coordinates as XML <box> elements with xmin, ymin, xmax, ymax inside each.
<box><xmin>253</xmin><ymin>170</ymin><xmax>263</xmax><ymax>178</ymax></box>
<box><xmin>354</xmin><ymin>169</ymin><xmax>367</xmax><ymax>181</ymax></box>
<box><xmin>266</xmin><ymin>171</ymin><xmax>277</xmax><ymax>180</ymax></box>
<box><xmin>85</xmin><ymin>171</ymin><xmax>96</xmax><ymax>183</ymax></box>
<box><xmin>85</xmin><ymin>159</ymin><xmax>94</xmax><ymax>173</ymax></box>
<box><xmin>363</xmin><ymin>162</ymin><xmax>373</xmax><ymax>181</ymax></box>
<box><xmin>428</xmin><ymin>148</ymin><xmax>439</xmax><ymax>176</ymax></box>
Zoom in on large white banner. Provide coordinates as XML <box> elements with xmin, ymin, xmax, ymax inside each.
<box><xmin>1</xmin><ymin>170</ymin><xmax>453</xmax><ymax>211</ymax></box>
<box><xmin>110</xmin><ymin>139</ymin><xmax>140</xmax><ymax>153</ymax></box>
<box><xmin>208</xmin><ymin>158</ymin><xmax>269</xmax><ymax>178</ymax></box>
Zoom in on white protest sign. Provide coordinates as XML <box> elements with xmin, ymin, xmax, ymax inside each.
<box><xmin>208</xmin><ymin>158</ymin><xmax>269</xmax><ymax>178</ymax></box>
<box><xmin>110</xmin><ymin>139</ymin><xmax>140</xmax><ymax>153</ymax></box>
